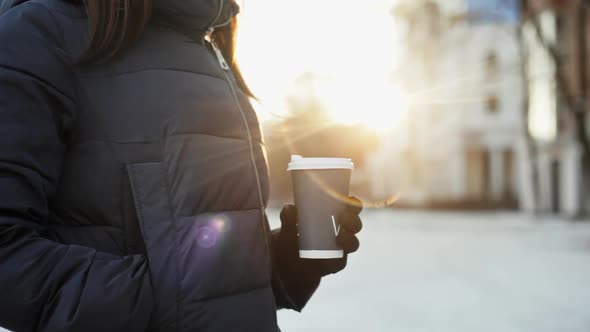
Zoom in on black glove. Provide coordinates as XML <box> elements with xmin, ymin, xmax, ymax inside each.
<box><xmin>272</xmin><ymin>197</ymin><xmax>363</xmax><ymax>310</ymax></box>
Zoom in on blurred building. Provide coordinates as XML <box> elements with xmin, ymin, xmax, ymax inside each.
<box><xmin>365</xmin><ymin>0</ymin><xmax>525</xmax><ymax>209</ymax></box>
<box><xmin>365</xmin><ymin>0</ymin><xmax>590</xmax><ymax>215</ymax></box>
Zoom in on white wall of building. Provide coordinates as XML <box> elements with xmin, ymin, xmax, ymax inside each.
<box><xmin>366</xmin><ymin>2</ymin><xmax>525</xmax><ymax>207</ymax></box>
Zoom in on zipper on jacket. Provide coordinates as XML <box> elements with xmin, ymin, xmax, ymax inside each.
<box><xmin>203</xmin><ymin>0</ymin><xmax>230</xmax><ymax>70</ymax></box>
<box><xmin>204</xmin><ymin>1</ymin><xmax>271</xmax><ymax>278</ymax></box>
<box><xmin>209</xmin><ymin>39</ymin><xmax>230</xmax><ymax>70</ymax></box>
<box><xmin>217</xmin><ymin>53</ymin><xmax>272</xmax><ymax>281</ymax></box>
<box><xmin>201</xmin><ymin>0</ymin><xmax>233</xmax><ymax>45</ymax></box>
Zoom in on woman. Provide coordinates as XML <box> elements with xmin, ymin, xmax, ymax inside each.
<box><xmin>0</xmin><ymin>0</ymin><xmax>362</xmax><ymax>331</ymax></box>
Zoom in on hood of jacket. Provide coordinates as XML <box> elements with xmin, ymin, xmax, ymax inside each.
<box><xmin>0</xmin><ymin>0</ymin><xmax>27</xmax><ymax>14</ymax></box>
<box><xmin>152</xmin><ymin>0</ymin><xmax>239</xmax><ymax>35</ymax></box>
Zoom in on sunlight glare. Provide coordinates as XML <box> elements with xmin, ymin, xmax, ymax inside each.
<box><xmin>236</xmin><ymin>0</ymin><xmax>403</xmax><ymax>129</ymax></box>
<box><xmin>318</xmin><ymin>80</ymin><xmax>410</xmax><ymax>131</ymax></box>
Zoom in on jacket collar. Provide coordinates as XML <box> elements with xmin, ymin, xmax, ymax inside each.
<box><xmin>152</xmin><ymin>0</ymin><xmax>239</xmax><ymax>37</ymax></box>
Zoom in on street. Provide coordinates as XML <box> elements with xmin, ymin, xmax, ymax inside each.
<box><xmin>268</xmin><ymin>209</ymin><xmax>590</xmax><ymax>332</ymax></box>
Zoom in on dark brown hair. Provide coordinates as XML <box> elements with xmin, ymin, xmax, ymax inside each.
<box><xmin>81</xmin><ymin>0</ymin><xmax>254</xmax><ymax>97</ymax></box>
<box><xmin>81</xmin><ymin>0</ymin><xmax>151</xmax><ymax>63</ymax></box>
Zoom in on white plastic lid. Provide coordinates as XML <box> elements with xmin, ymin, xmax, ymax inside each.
<box><xmin>287</xmin><ymin>155</ymin><xmax>354</xmax><ymax>171</ymax></box>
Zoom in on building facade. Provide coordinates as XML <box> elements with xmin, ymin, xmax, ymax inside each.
<box><xmin>365</xmin><ymin>0</ymin><xmax>525</xmax><ymax>209</ymax></box>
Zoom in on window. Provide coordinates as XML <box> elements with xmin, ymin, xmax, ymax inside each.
<box><xmin>485</xmin><ymin>52</ymin><xmax>498</xmax><ymax>79</ymax></box>
<box><xmin>486</xmin><ymin>95</ymin><xmax>499</xmax><ymax>114</ymax></box>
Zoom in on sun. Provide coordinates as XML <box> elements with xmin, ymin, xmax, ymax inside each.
<box><xmin>317</xmin><ymin>79</ymin><xmax>410</xmax><ymax>132</ymax></box>
<box><xmin>235</xmin><ymin>0</ymin><xmax>404</xmax><ymax>129</ymax></box>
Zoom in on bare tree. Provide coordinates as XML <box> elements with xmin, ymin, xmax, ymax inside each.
<box><xmin>521</xmin><ymin>0</ymin><xmax>590</xmax><ymax>215</ymax></box>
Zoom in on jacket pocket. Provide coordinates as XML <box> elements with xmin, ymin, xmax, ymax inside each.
<box><xmin>127</xmin><ymin>162</ymin><xmax>271</xmax><ymax>330</ymax></box>
<box><xmin>127</xmin><ymin>162</ymin><xmax>178</xmax><ymax>331</ymax></box>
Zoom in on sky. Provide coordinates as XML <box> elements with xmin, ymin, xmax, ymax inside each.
<box><xmin>235</xmin><ymin>0</ymin><xmax>407</xmax><ymax>128</ymax></box>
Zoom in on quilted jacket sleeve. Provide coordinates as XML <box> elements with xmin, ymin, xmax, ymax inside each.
<box><xmin>0</xmin><ymin>3</ymin><xmax>155</xmax><ymax>331</ymax></box>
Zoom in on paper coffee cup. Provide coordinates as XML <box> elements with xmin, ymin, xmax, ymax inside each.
<box><xmin>288</xmin><ymin>155</ymin><xmax>354</xmax><ymax>259</ymax></box>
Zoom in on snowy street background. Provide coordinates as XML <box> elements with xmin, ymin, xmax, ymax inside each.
<box><xmin>268</xmin><ymin>209</ymin><xmax>590</xmax><ymax>332</ymax></box>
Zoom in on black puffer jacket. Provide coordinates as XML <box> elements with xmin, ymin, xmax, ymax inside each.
<box><xmin>0</xmin><ymin>0</ymin><xmax>313</xmax><ymax>331</ymax></box>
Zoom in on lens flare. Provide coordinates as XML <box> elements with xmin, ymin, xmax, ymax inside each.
<box><xmin>212</xmin><ymin>214</ymin><xmax>231</xmax><ymax>233</ymax></box>
<box><xmin>196</xmin><ymin>226</ymin><xmax>218</xmax><ymax>249</ymax></box>
<box><xmin>277</xmin><ymin>118</ymin><xmax>402</xmax><ymax>210</ymax></box>
<box><xmin>297</xmin><ymin>169</ymin><xmax>401</xmax><ymax>210</ymax></box>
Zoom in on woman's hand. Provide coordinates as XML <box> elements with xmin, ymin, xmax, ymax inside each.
<box><xmin>274</xmin><ymin>197</ymin><xmax>363</xmax><ymax>280</ymax></box>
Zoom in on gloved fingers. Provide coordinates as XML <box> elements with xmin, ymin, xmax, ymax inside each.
<box><xmin>309</xmin><ymin>257</ymin><xmax>347</xmax><ymax>275</ymax></box>
<box><xmin>337</xmin><ymin>211</ymin><xmax>363</xmax><ymax>234</ymax></box>
<box><xmin>345</xmin><ymin>196</ymin><xmax>363</xmax><ymax>215</ymax></box>
<box><xmin>337</xmin><ymin>233</ymin><xmax>360</xmax><ymax>254</ymax></box>
<box><xmin>280</xmin><ymin>204</ymin><xmax>297</xmax><ymax>228</ymax></box>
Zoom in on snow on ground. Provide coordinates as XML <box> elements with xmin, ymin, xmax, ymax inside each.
<box><xmin>267</xmin><ymin>209</ymin><xmax>590</xmax><ymax>332</ymax></box>
<box><xmin>1</xmin><ymin>210</ymin><xmax>589</xmax><ymax>332</ymax></box>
